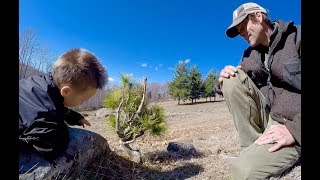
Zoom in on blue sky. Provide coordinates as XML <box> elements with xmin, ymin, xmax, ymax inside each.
<box><xmin>19</xmin><ymin>0</ymin><xmax>301</xmax><ymax>84</ymax></box>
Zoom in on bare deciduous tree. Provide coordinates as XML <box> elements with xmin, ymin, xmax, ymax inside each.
<box><xmin>73</xmin><ymin>88</ymin><xmax>108</xmax><ymax>111</ymax></box>
<box><xmin>19</xmin><ymin>28</ymin><xmax>56</xmax><ymax>79</ymax></box>
<box><xmin>19</xmin><ymin>28</ymin><xmax>39</xmax><ymax>79</ymax></box>
<box><xmin>147</xmin><ymin>82</ymin><xmax>170</xmax><ymax>102</ymax></box>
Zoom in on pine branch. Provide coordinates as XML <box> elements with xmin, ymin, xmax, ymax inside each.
<box><xmin>129</xmin><ymin>77</ymin><xmax>147</xmax><ymax>123</ymax></box>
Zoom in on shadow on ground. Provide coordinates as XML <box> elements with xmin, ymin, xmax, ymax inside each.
<box><xmin>179</xmin><ymin>99</ymin><xmax>225</xmax><ymax>106</ymax></box>
<box><xmin>144</xmin><ymin>149</ymin><xmax>205</xmax><ymax>163</ymax></box>
<box><xmin>76</xmin><ymin>150</ymin><xmax>204</xmax><ymax>180</ymax></box>
<box><xmin>141</xmin><ymin>163</ymin><xmax>204</xmax><ymax>180</ymax></box>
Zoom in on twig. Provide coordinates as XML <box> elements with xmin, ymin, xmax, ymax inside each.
<box><xmin>115</xmin><ymin>97</ymin><xmax>124</xmax><ymax>137</ymax></box>
<box><xmin>129</xmin><ymin>77</ymin><xmax>147</xmax><ymax>122</ymax></box>
<box><xmin>95</xmin><ymin>154</ymin><xmax>105</xmax><ymax>178</ymax></box>
<box><xmin>19</xmin><ymin>162</ymin><xmax>40</xmax><ymax>179</ymax></box>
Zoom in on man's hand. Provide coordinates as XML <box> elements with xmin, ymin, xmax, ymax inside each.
<box><xmin>218</xmin><ymin>65</ymin><xmax>242</xmax><ymax>83</ymax></box>
<box><xmin>254</xmin><ymin>124</ymin><xmax>295</xmax><ymax>152</ymax></box>
<box><xmin>79</xmin><ymin>119</ymin><xmax>91</xmax><ymax>128</ymax></box>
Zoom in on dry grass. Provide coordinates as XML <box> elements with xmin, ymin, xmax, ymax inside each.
<box><xmin>78</xmin><ymin>97</ymin><xmax>300</xmax><ymax>180</ymax></box>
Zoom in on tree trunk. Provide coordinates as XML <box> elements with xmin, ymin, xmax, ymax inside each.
<box><xmin>120</xmin><ymin>140</ymin><xmax>141</xmax><ymax>164</ymax></box>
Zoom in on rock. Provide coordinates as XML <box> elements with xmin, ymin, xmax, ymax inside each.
<box><xmin>167</xmin><ymin>141</ymin><xmax>197</xmax><ymax>155</ymax></box>
<box><xmin>19</xmin><ymin>127</ymin><xmax>110</xmax><ymax>179</ymax></box>
<box><xmin>96</xmin><ymin>108</ymin><xmax>113</xmax><ymax>118</ymax></box>
<box><xmin>207</xmin><ymin>144</ymin><xmax>221</xmax><ymax>155</ymax></box>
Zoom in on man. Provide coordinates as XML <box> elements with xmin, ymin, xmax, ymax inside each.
<box><xmin>218</xmin><ymin>2</ymin><xmax>301</xmax><ymax>179</ymax></box>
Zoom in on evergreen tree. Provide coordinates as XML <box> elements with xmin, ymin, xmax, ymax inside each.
<box><xmin>203</xmin><ymin>69</ymin><xmax>216</xmax><ymax>101</ymax></box>
<box><xmin>168</xmin><ymin>61</ymin><xmax>190</xmax><ymax>104</ymax></box>
<box><xmin>103</xmin><ymin>74</ymin><xmax>167</xmax><ymax>163</ymax></box>
<box><xmin>189</xmin><ymin>65</ymin><xmax>202</xmax><ymax>103</ymax></box>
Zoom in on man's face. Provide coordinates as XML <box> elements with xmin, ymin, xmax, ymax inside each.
<box><xmin>237</xmin><ymin>12</ymin><xmax>265</xmax><ymax>47</ymax></box>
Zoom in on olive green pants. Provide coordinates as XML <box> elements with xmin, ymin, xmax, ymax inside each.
<box><xmin>221</xmin><ymin>69</ymin><xmax>300</xmax><ymax>180</ymax></box>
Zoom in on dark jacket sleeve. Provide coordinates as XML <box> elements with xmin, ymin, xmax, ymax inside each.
<box><xmin>284</xmin><ymin>113</ymin><xmax>301</xmax><ymax>146</ymax></box>
<box><xmin>64</xmin><ymin>108</ymin><xmax>84</xmax><ymax>126</ymax></box>
<box><xmin>19</xmin><ymin>112</ymin><xmax>70</xmax><ymax>161</ymax></box>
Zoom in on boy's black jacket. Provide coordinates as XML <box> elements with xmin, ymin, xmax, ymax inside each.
<box><xmin>19</xmin><ymin>73</ymin><xmax>84</xmax><ymax>160</ymax></box>
<box><xmin>19</xmin><ymin>73</ymin><xmax>84</xmax><ymax>129</ymax></box>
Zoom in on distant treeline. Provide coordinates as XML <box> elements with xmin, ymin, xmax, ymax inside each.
<box><xmin>167</xmin><ymin>61</ymin><xmax>221</xmax><ymax>105</ymax></box>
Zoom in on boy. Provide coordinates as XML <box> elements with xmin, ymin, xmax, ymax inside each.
<box><xmin>19</xmin><ymin>48</ymin><xmax>108</xmax><ymax>161</ymax></box>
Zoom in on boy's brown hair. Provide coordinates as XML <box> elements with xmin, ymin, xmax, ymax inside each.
<box><xmin>53</xmin><ymin>48</ymin><xmax>108</xmax><ymax>90</ymax></box>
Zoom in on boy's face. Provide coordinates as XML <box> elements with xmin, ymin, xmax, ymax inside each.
<box><xmin>60</xmin><ymin>85</ymin><xmax>97</xmax><ymax>107</ymax></box>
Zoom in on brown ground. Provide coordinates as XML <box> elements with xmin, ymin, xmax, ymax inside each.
<box><xmin>80</xmin><ymin>97</ymin><xmax>300</xmax><ymax>180</ymax></box>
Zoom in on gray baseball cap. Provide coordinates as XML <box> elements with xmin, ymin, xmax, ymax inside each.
<box><xmin>226</xmin><ymin>2</ymin><xmax>267</xmax><ymax>38</ymax></box>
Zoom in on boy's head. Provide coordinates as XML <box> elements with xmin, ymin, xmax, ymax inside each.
<box><xmin>53</xmin><ymin>48</ymin><xmax>108</xmax><ymax>107</ymax></box>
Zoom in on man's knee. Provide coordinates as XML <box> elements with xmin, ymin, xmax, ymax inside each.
<box><xmin>221</xmin><ymin>70</ymin><xmax>251</xmax><ymax>98</ymax></box>
<box><xmin>232</xmin><ymin>157</ymin><xmax>267</xmax><ymax>179</ymax></box>
<box><xmin>221</xmin><ymin>76</ymin><xmax>238</xmax><ymax>96</ymax></box>
<box><xmin>232</xmin><ymin>157</ymin><xmax>254</xmax><ymax>179</ymax></box>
